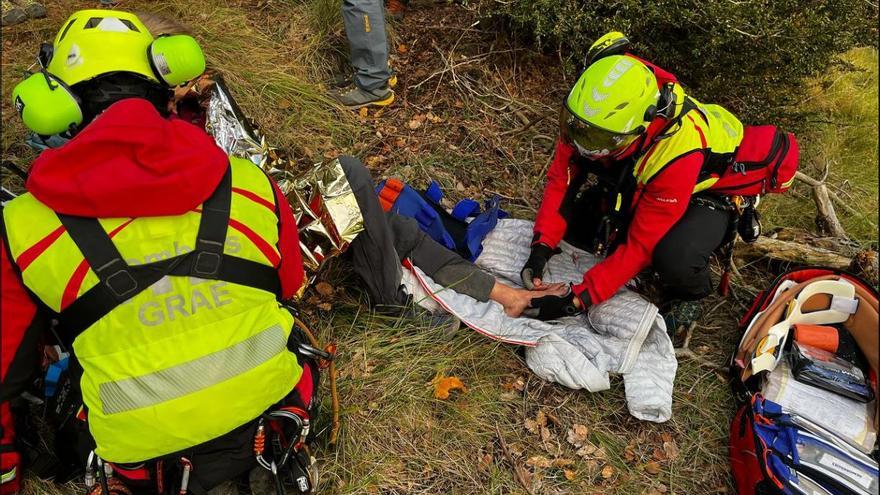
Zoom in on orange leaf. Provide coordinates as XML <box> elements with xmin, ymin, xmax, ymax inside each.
<box><xmin>432</xmin><ymin>375</ymin><xmax>466</xmax><ymax>399</ymax></box>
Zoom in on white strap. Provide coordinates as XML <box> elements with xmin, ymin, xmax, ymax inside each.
<box><xmin>830</xmin><ymin>295</ymin><xmax>860</xmax><ymax>315</ymax></box>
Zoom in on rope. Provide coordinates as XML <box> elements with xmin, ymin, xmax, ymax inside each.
<box><xmin>293</xmin><ymin>318</ymin><xmax>340</xmax><ymax>446</ymax></box>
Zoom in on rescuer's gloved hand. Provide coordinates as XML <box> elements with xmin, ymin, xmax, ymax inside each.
<box><xmin>524</xmin><ymin>285</ymin><xmax>589</xmax><ymax>321</ymax></box>
<box><xmin>520</xmin><ymin>244</ymin><xmax>556</xmax><ymax>289</ymax></box>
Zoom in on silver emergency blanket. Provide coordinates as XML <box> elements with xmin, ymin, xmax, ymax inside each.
<box><xmin>402</xmin><ymin>219</ymin><xmax>677</xmax><ymax>422</ymax></box>
<box><xmin>188</xmin><ymin>73</ymin><xmax>364</xmax><ymax>278</ymax></box>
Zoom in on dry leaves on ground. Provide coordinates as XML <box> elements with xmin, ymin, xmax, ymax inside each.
<box><xmin>432</xmin><ymin>374</ymin><xmax>467</xmax><ymax>399</ymax></box>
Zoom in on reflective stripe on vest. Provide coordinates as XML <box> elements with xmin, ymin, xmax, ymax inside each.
<box><xmin>2</xmin><ymin>156</ymin><xmax>302</xmax><ymax>463</ymax></box>
<box><xmin>633</xmin><ymin>97</ymin><xmax>744</xmax><ymax>192</ymax></box>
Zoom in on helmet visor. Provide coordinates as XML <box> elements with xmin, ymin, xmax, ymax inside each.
<box><xmin>560</xmin><ymin>106</ymin><xmax>642</xmax><ymax>158</ymax></box>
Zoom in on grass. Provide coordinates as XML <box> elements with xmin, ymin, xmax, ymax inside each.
<box><xmin>761</xmin><ymin>47</ymin><xmax>879</xmax><ymax>246</ymax></box>
<box><xmin>2</xmin><ymin>2</ymin><xmax>877</xmax><ymax>495</ymax></box>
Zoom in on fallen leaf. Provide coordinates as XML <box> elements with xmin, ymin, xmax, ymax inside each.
<box><xmin>535</xmin><ymin>409</ymin><xmax>547</xmax><ymax>427</ymax></box>
<box><xmin>652</xmin><ymin>447</ymin><xmax>665</xmax><ymax>462</ymax></box>
<box><xmin>526</xmin><ymin>455</ymin><xmax>552</xmax><ymax>469</ymax></box>
<box><xmin>563</xmin><ymin>469</ymin><xmax>577</xmax><ymax>481</ymax></box>
<box><xmin>278</xmin><ymin>98</ymin><xmax>292</xmax><ymax>109</ymax></box>
<box><xmin>478</xmin><ymin>453</ymin><xmax>493</xmax><ymax>471</ymax></box>
<box><xmin>575</xmin><ymin>442</ymin><xmax>597</xmax><ymax>458</ymax></box>
<box><xmin>315</xmin><ymin>281</ymin><xmax>335</xmax><ymax>297</ymax></box>
<box><xmin>500</xmin><ymin>391</ymin><xmax>517</xmax><ymax>401</ymax></box>
<box><xmin>358</xmin><ymin>107</ymin><xmax>369</xmax><ymax>119</ymax></box>
<box><xmin>453</xmin><ymin>100</ymin><xmax>464</xmax><ymax>108</ymax></box>
<box><xmin>364</xmin><ymin>155</ymin><xmax>385</xmax><ymax>168</ymax></box>
<box><xmin>660</xmin><ymin>432</ymin><xmax>673</xmax><ymax>443</ymax></box>
<box><xmin>524</xmin><ymin>418</ymin><xmax>539</xmax><ymax>435</ymax></box>
<box><xmin>601</xmin><ymin>465</ymin><xmax>615</xmax><ymax>479</ymax></box>
<box><xmin>407</xmin><ymin>118</ymin><xmax>422</xmax><ymax>130</ymax></box>
<box><xmin>539</xmin><ymin>425</ymin><xmax>551</xmax><ymax>443</ymax></box>
<box><xmin>644</xmin><ymin>461</ymin><xmax>661</xmax><ymax>475</ymax></box>
<box><xmin>566</xmin><ymin>424</ymin><xmax>589</xmax><ymax>447</ymax></box>
<box><xmin>662</xmin><ymin>440</ymin><xmax>680</xmax><ymax>461</ymax></box>
<box><xmin>397</xmin><ymin>43</ymin><xmax>408</xmax><ymax>54</ymax></box>
<box><xmin>552</xmin><ymin>458</ymin><xmax>574</xmax><ymax>468</ymax></box>
<box><xmin>543</xmin><ymin>408</ymin><xmax>561</xmax><ymax>427</ymax></box>
<box><xmin>432</xmin><ymin>375</ymin><xmax>466</xmax><ymax>400</ymax></box>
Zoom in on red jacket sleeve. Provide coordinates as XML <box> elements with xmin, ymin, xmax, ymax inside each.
<box><xmin>270</xmin><ymin>180</ymin><xmax>306</xmax><ymax>300</ymax></box>
<box><xmin>1</xmin><ymin>236</ymin><xmax>42</xmax><ymax>494</ymax></box>
<box><xmin>533</xmin><ymin>139</ymin><xmax>579</xmax><ymax>248</ymax></box>
<box><xmin>573</xmin><ymin>151</ymin><xmax>704</xmax><ymax>304</ymax></box>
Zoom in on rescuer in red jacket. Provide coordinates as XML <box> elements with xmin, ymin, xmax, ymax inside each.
<box><xmin>523</xmin><ymin>32</ymin><xmax>744</xmax><ymax>324</ymax></box>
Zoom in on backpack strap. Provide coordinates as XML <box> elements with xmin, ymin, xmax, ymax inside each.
<box><xmin>450</xmin><ymin>199</ymin><xmax>480</xmax><ymax>221</ymax></box>
<box><xmin>55</xmin><ymin>166</ymin><xmax>280</xmax><ymax>338</ymax></box>
<box><xmin>423</xmin><ymin>181</ymin><xmax>444</xmax><ymax>205</ymax></box>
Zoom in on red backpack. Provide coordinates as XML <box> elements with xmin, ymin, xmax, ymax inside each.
<box><xmin>706</xmin><ymin>126</ymin><xmax>799</xmax><ymax>196</ymax></box>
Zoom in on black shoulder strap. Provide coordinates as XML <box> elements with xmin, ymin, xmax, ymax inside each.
<box><xmin>55</xmin><ymin>166</ymin><xmax>281</xmax><ymax>339</ymax></box>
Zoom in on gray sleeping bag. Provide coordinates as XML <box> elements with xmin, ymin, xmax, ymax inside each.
<box><xmin>401</xmin><ymin>219</ymin><xmax>677</xmax><ymax>422</ymax></box>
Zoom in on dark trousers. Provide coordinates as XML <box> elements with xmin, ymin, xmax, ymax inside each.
<box><xmin>563</xmin><ymin>189</ymin><xmax>733</xmax><ymax>302</ymax></box>
<box><xmin>340</xmin><ymin>156</ymin><xmax>494</xmax><ymax>307</ymax></box>
<box><xmin>651</xmin><ymin>201</ymin><xmax>733</xmax><ymax>301</ymax></box>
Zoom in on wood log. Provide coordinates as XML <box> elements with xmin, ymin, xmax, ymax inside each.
<box><xmin>736</xmin><ymin>235</ymin><xmax>852</xmax><ymax>269</ymax></box>
<box><xmin>812</xmin><ymin>183</ymin><xmax>848</xmax><ymax>238</ymax></box>
<box><xmin>735</xmin><ymin>228</ymin><xmax>879</xmax><ymax>286</ymax></box>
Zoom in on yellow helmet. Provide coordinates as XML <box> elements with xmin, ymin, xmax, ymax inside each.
<box><xmin>12</xmin><ymin>10</ymin><xmax>206</xmax><ymax>136</ymax></box>
<box><xmin>48</xmin><ymin>10</ymin><xmax>158</xmax><ymax>86</ymax></box>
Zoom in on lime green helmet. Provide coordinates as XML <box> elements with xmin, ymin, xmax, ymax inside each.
<box><xmin>562</xmin><ymin>53</ymin><xmax>659</xmax><ymax>158</ymax></box>
<box><xmin>11</xmin><ymin>10</ymin><xmax>206</xmax><ymax>136</ymax></box>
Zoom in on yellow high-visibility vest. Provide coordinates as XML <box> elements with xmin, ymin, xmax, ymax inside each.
<box><xmin>3</xmin><ymin>157</ymin><xmax>302</xmax><ymax>463</ymax></box>
<box><xmin>633</xmin><ymin>91</ymin><xmax>745</xmax><ymax>192</ymax></box>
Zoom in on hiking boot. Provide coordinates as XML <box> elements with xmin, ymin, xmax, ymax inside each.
<box><xmin>661</xmin><ymin>299</ymin><xmax>704</xmax><ymax>335</ymax></box>
<box><xmin>330</xmin><ymin>70</ymin><xmax>397</xmax><ymax>89</ymax></box>
<box><xmin>386</xmin><ymin>0</ymin><xmax>407</xmax><ymax>20</ymax></box>
<box><xmin>2</xmin><ymin>0</ymin><xmax>27</xmax><ymax>26</ymax></box>
<box><xmin>17</xmin><ymin>0</ymin><xmax>45</xmax><ymax>19</ymax></box>
<box><xmin>332</xmin><ymin>84</ymin><xmax>394</xmax><ymax>109</ymax></box>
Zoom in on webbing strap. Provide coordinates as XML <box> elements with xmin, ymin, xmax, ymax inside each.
<box><xmin>450</xmin><ymin>199</ymin><xmax>480</xmax><ymax>221</ymax></box>
<box><xmin>377</xmin><ymin>178</ymin><xmax>404</xmax><ymax>212</ymax></box>
<box><xmin>54</xmin><ymin>166</ymin><xmax>281</xmax><ymax>338</ymax></box>
<box><xmin>193</xmin><ymin>169</ymin><xmax>231</xmax><ymax>277</ymax></box>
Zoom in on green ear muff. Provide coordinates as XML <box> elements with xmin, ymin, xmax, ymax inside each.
<box><xmin>12</xmin><ymin>72</ymin><xmax>83</xmax><ymax>136</ymax></box>
<box><xmin>148</xmin><ymin>35</ymin><xmax>206</xmax><ymax>87</ymax></box>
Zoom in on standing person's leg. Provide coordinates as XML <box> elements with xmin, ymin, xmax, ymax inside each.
<box><xmin>339</xmin><ymin>155</ymin><xmax>409</xmax><ymax>308</ymax></box>
<box><xmin>337</xmin><ymin>0</ymin><xmax>393</xmax><ymax>107</ymax></box>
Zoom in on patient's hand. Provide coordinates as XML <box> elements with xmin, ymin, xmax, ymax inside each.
<box><xmin>490</xmin><ymin>281</ymin><xmax>571</xmax><ymax>317</ymax></box>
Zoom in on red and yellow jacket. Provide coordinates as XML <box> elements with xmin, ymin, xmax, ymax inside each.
<box><xmin>534</xmin><ymin>57</ymin><xmax>742</xmax><ymax>305</ymax></box>
<box><xmin>0</xmin><ymin>99</ymin><xmax>306</xmax><ymax>468</ymax></box>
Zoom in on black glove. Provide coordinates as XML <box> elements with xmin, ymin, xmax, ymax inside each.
<box><xmin>520</xmin><ymin>244</ymin><xmax>555</xmax><ymax>289</ymax></box>
<box><xmin>525</xmin><ymin>286</ymin><xmax>589</xmax><ymax>321</ymax></box>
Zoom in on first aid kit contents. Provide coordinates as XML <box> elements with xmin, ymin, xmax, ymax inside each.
<box><xmin>789</xmin><ymin>341</ymin><xmax>875</xmax><ymax>403</ymax></box>
<box><xmin>729</xmin><ymin>268</ymin><xmax>879</xmax><ymax>495</ymax></box>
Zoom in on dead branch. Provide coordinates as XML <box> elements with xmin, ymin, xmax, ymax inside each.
<box><xmin>495</xmin><ymin>424</ymin><xmax>536</xmax><ymax>495</ymax></box>
<box><xmin>735</xmin><ymin>234</ymin><xmax>852</xmax><ymax>269</ymax></box>
<box><xmin>795</xmin><ymin>171</ymin><xmax>875</xmax><ymax>227</ymax></box>
<box><xmin>674</xmin><ymin>322</ymin><xmax>727</xmax><ymax>372</ymax></box>
<box><xmin>812</xmin><ymin>183</ymin><xmax>848</xmax><ymax>238</ymax></box>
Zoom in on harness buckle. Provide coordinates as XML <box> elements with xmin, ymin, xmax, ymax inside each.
<box><xmin>104</xmin><ymin>269</ymin><xmax>138</xmax><ymax>299</ymax></box>
<box><xmin>193</xmin><ymin>252</ymin><xmax>222</xmax><ymax>277</ymax></box>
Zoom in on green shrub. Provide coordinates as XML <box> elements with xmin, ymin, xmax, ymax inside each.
<box><xmin>483</xmin><ymin>0</ymin><xmax>878</xmax><ymax>124</ymax></box>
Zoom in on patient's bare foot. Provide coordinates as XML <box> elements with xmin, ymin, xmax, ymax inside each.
<box><xmin>490</xmin><ymin>281</ymin><xmax>570</xmax><ymax>317</ymax></box>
